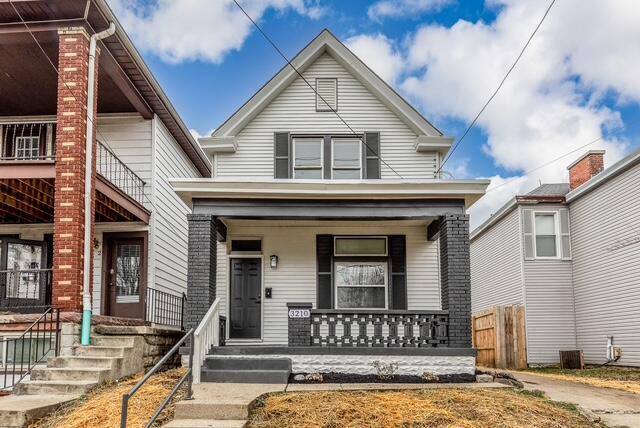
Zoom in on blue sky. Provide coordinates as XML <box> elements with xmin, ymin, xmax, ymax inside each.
<box><xmin>110</xmin><ymin>0</ymin><xmax>640</xmax><ymax>226</ymax></box>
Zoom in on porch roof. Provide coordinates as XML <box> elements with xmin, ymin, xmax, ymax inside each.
<box><xmin>171</xmin><ymin>178</ymin><xmax>490</xmax><ymax>210</ymax></box>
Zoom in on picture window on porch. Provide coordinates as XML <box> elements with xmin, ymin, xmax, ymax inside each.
<box><xmin>293</xmin><ymin>137</ymin><xmax>323</xmax><ymax>179</ymax></box>
<box><xmin>534</xmin><ymin>212</ymin><xmax>558</xmax><ymax>258</ymax></box>
<box><xmin>332</xmin><ymin>138</ymin><xmax>361</xmax><ymax>179</ymax></box>
<box><xmin>335</xmin><ymin>261</ymin><xmax>387</xmax><ymax>309</ymax></box>
<box><xmin>5</xmin><ymin>242</ymin><xmax>43</xmax><ymax>299</ymax></box>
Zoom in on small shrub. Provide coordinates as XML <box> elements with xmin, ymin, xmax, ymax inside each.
<box><xmin>305</xmin><ymin>372</ymin><xmax>323</xmax><ymax>382</ymax></box>
<box><xmin>372</xmin><ymin>361</ymin><xmax>398</xmax><ymax>380</ymax></box>
<box><xmin>421</xmin><ymin>371</ymin><xmax>439</xmax><ymax>382</ymax></box>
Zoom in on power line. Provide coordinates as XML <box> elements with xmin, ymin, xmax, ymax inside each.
<box><xmin>231</xmin><ymin>0</ymin><xmax>404</xmax><ymax>179</ymax></box>
<box><xmin>7</xmin><ymin>0</ymin><xmax>156</xmax><ymax>209</ymax></box>
<box><xmin>485</xmin><ymin>135</ymin><xmax>605</xmax><ymax>194</ymax></box>
<box><xmin>437</xmin><ymin>0</ymin><xmax>556</xmax><ymax>174</ymax></box>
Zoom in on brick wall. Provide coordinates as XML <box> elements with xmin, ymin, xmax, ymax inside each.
<box><xmin>569</xmin><ymin>150</ymin><xmax>605</xmax><ymax>190</ymax></box>
<box><xmin>439</xmin><ymin>214</ymin><xmax>472</xmax><ymax>348</ymax></box>
<box><xmin>186</xmin><ymin>214</ymin><xmax>217</xmax><ymax>330</ymax></box>
<box><xmin>52</xmin><ymin>27</ymin><xmax>97</xmax><ymax>312</ymax></box>
<box><xmin>287</xmin><ymin>303</ymin><xmax>312</xmax><ymax>346</ymax></box>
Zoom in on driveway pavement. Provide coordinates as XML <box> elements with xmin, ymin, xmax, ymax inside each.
<box><xmin>511</xmin><ymin>371</ymin><xmax>640</xmax><ymax>428</ymax></box>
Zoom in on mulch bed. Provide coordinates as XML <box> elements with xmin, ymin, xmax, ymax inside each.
<box><xmin>289</xmin><ymin>372</ymin><xmax>475</xmax><ymax>383</ymax></box>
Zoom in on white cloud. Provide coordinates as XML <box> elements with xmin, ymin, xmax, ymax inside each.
<box><xmin>345</xmin><ymin>34</ymin><xmax>405</xmax><ymax>85</ymax></box>
<box><xmin>368</xmin><ymin>0</ymin><xmax>453</xmax><ymax>21</ymax></box>
<box><xmin>108</xmin><ymin>0</ymin><xmax>324</xmax><ymax>64</ymax></box>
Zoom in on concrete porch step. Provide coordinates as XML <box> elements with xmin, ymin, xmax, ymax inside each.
<box><xmin>30</xmin><ymin>367</ymin><xmax>112</xmax><ymax>382</ymax></box>
<box><xmin>163</xmin><ymin>419</ymin><xmax>246</xmax><ymax>428</ymax></box>
<box><xmin>48</xmin><ymin>355</ymin><xmax>123</xmax><ymax>370</ymax></box>
<box><xmin>174</xmin><ymin>399</ymin><xmax>250</xmax><ymax>421</ymax></box>
<box><xmin>90</xmin><ymin>335</ymin><xmax>136</xmax><ymax>348</ymax></box>
<box><xmin>200</xmin><ymin>368</ymin><xmax>290</xmax><ymax>384</ymax></box>
<box><xmin>204</xmin><ymin>357</ymin><xmax>291</xmax><ymax>371</ymax></box>
<box><xmin>72</xmin><ymin>345</ymin><xmax>127</xmax><ymax>358</ymax></box>
<box><xmin>14</xmin><ymin>379</ymin><xmax>97</xmax><ymax>395</ymax></box>
<box><xmin>0</xmin><ymin>394</ymin><xmax>78</xmax><ymax>428</ymax></box>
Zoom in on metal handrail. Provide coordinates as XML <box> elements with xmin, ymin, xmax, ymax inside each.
<box><xmin>1</xmin><ymin>308</ymin><xmax>60</xmax><ymax>390</ymax></box>
<box><xmin>120</xmin><ymin>328</ymin><xmax>194</xmax><ymax>428</ymax></box>
<box><xmin>96</xmin><ymin>141</ymin><xmax>147</xmax><ymax>206</ymax></box>
<box><xmin>192</xmin><ymin>297</ymin><xmax>221</xmax><ymax>384</ymax></box>
<box><xmin>144</xmin><ymin>287</ymin><xmax>187</xmax><ymax>329</ymax></box>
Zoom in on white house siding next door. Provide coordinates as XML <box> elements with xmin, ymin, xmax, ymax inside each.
<box><xmin>569</xmin><ymin>162</ymin><xmax>640</xmax><ymax>366</ymax></box>
<box><xmin>216</xmin><ymin>220</ymin><xmax>441</xmax><ymax>345</ymax></box>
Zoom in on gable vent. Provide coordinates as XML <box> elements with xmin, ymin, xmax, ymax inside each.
<box><xmin>316</xmin><ymin>78</ymin><xmax>337</xmax><ymax>111</ymax></box>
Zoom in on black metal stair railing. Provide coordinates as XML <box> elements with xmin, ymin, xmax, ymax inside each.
<box><xmin>96</xmin><ymin>141</ymin><xmax>146</xmax><ymax>206</ymax></box>
<box><xmin>144</xmin><ymin>287</ymin><xmax>187</xmax><ymax>330</ymax></box>
<box><xmin>1</xmin><ymin>307</ymin><xmax>60</xmax><ymax>391</ymax></box>
<box><xmin>310</xmin><ymin>310</ymin><xmax>449</xmax><ymax>347</ymax></box>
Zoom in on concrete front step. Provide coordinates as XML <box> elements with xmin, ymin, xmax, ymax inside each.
<box><xmin>0</xmin><ymin>394</ymin><xmax>78</xmax><ymax>428</ymax></box>
<box><xmin>14</xmin><ymin>380</ymin><xmax>97</xmax><ymax>395</ymax></box>
<box><xmin>31</xmin><ymin>367</ymin><xmax>111</xmax><ymax>383</ymax></box>
<box><xmin>201</xmin><ymin>369</ymin><xmax>290</xmax><ymax>384</ymax></box>
<box><xmin>90</xmin><ymin>335</ymin><xmax>136</xmax><ymax>348</ymax></box>
<box><xmin>163</xmin><ymin>419</ymin><xmax>246</xmax><ymax>428</ymax></box>
<box><xmin>174</xmin><ymin>400</ymin><xmax>250</xmax><ymax>421</ymax></box>
<box><xmin>72</xmin><ymin>345</ymin><xmax>127</xmax><ymax>358</ymax></box>
<box><xmin>48</xmin><ymin>355</ymin><xmax>123</xmax><ymax>370</ymax></box>
<box><xmin>204</xmin><ymin>357</ymin><xmax>291</xmax><ymax>371</ymax></box>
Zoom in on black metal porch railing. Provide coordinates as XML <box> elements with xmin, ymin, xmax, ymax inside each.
<box><xmin>310</xmin><ymin>310</ymin><xmax>449</xmax><ymax>347</ymax></box>
<box><xmin>0</xmin><ymin>269</ymin><xmax>52</xmax><ymax>311</ymax></box>
<box><xmin>145</xmin><ymin>287</ymin><xmax>187</xmax><ymax>329</ymax></box>
<box><xmin>0</xmin><ymin>122</ymin><xmax>56</xmax><ymax>161</ymax></box>
<box><xmin>97</xmin><ymin>141</ymin><xmax>146</xmax><ymax>206</ymax></box>
<box><xmin>1</xmin><ymin>308</ymin><xmax>60</xmax><ymax>391</ymax></box>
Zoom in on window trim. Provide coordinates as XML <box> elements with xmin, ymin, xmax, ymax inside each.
<box><xmin>292</xmin><ymin>136</ymin><xmax>324</xmax><ymax>179</ymax></box>
<box><xmin>334</xmin><ymin>260</ymin><xmax>388</xmax><ymax>310</ymax></box>
<box><xmin>315</xmin><ymin>77</ymin><xmax>338</xmax><ymax>112</ymax></box>
<box><xmin>533</xmin><ymin>211</ymin><xmax>561</xmax><ymax>259</ymax></box>
<box><xmin>334</xmin><ymin>236</ymin><xmax>388</xmax><ymax>257</ymax></box>
<box><xmin>331</xmin><ymin>137</ymin><xmax>362</xmax><ymax>179</ymax></box>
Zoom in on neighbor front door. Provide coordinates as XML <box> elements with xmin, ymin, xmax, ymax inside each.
<box><xmin>229</xmin><ymin>258</ymin><xmax>261</xmax><ymax>339</ymax></box>
<box><xmin>105</xmin><ymin>237</ymin><xmax>145</xmax><ymax>319</ymax></box>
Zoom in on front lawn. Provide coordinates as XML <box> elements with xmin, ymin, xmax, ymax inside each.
<box><xmin>249</xmin><ymin>388</ymin><xmax>598</xmax><ymax>428</ymax></box>
<box><xmin>526</xmin><ymin>366</ymin><xmax>640</xmax><ymax>394</ymax></box>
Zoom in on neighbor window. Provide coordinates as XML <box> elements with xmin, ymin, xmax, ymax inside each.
<box><xmin>335</xmin><ymin>261</ymin><xmax>387</xmax><ymax>309</ymax></box>
<box><xmin>293</xmin><ymin>137</ymin><xmax>323</xmax><ymax>179</ymax></box>
<box><xmin>332</xmin><ymin>138</ymin><xmax>361</xmax><ymax>179</ymax></box>
<box><xmin>534</xmin><ymin>213</ymin><xmax>558</xmax><ymax>258</ymax></box>
<box><xmin>15</xmin><ymin>136</ymin><xmax>41</xmax><ymax>159</ymax></box>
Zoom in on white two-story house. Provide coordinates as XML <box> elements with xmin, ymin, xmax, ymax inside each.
<box><xmin>172</xmin><ymin>30</ymin><xmax>489</xmax><ymax>382</ymax></box>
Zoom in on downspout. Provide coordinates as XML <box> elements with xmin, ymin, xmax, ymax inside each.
<box><xmin>81</xmin><ymin>22</ymin><xmax>116</xmax><ymax>346</ymax></box>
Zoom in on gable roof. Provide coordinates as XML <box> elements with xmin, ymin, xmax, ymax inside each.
<box><xmin>209</xmin><ymin>29</ymin><xmax>449</xmax><ymax>149</ymax></box>
<box><xmin>526</xmin><ymin>183</ymin><xmax>570</xmax><ymax>197</ymax></box>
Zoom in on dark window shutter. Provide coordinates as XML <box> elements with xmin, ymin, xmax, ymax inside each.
<box><xmin>364</xmin><ymin>132</ymin><xmax>381</xmax><ymax>179</ymax></box>
<box><xmin>323</xmin><ymin>135</ymin><xmax>331</xmax><ymax>179</ymax></box>
<box><xmin>316</xmin><ymin>235</ymin><xmax>333</xmax><ymax>309</ymax></box>
<box><xmin>274</xmin><ymin>132</ymin><xmax>290</xmax><ymax>178</ymax></box>
<box><xmin>388</xmin><ymin>235</ymin><xmax>407</xmax><ymax>309</ymax></box>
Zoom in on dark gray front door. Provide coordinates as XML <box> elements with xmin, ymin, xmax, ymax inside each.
<box><xmin>229</xmin><ymin>258</ymin><xmax>261</xmax><ymax>339</ymax></box>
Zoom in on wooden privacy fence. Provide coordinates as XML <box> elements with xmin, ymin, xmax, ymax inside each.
<box><xmin>472</xmin><ymin>304</ymin><xmax>527</xmax><ymax>369</ymax></box>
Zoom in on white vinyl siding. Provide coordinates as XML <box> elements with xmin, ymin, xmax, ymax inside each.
<box><xmin>470</xmin><ymin>208</ymin><xmax>523</xmax><ymax>313</ymax></box>
<box><xmin>569</xmin><ymin>161</ymin><xmax>640</xmax><ymax>366</ymax></box>
<box><xmin>151</xmin><ymin>117</ymin><xmax>201</xmax><ymax>296</ymax></box>
<box><xmin>215</xmin><ymin>53</ymin><xmax>437</xmax><ymax>179</ymax></box>
<box><xmin>217</xmin><ymin>221</ymin><xmax>440</xmax><ymax>344</ymax></box>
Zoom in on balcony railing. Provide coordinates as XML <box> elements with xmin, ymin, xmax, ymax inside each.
<box><xmin>0</xmin><ymin>122</ymin><xmax>56</xmax><ymax>161</ymax></box>
<box><xmin>0</xmin><ymin>269</ymin><xmax>52</xmax><ymax>310</ymax></box>
<box><xmin>145</xmin><ymin>287</ymin><xmax>187</xmax><ymax>329</ymax></box>
<box><xmin>309</xmin><ymin>309</ymin><xmax>449</xmax><ymax>347</ymax></box>
<box><xmin>97</xmin><ymin>141</ymin><xmax>146</xmax><ymax>206</ymax></box>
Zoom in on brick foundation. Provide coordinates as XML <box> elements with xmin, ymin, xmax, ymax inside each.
<box><xmin>52</xmin><ymin>27</ymin><xmax>97</xmax><ymax>312</ymax></box>
<box><xmin>287</xmin><ymin>303</ymin><xmax>312</xmax><ymax>346</ymax></box>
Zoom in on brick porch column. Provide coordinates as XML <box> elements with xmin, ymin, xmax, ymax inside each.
<box><xmin>52</xmin><ymin>27</ymin><xmax>98</xmax><ymax>312</ymax></box>
<box><xmin>439</xmin><ymin>214</ymin><xmax>472</xmax><ymax>348</ymax></box>
<box><xmin>186</xmin><ymin>214</ymin><xmax>217</xmax><ymax>330</ymax></box>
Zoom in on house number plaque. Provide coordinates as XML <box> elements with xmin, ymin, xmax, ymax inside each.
<box><xmin>288</xmin><ymin>309</ymin><xmax>310</xmax><ymax>318</ymax></box>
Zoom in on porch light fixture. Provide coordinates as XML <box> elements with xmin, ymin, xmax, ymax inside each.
<box><xmin>270</xmin><ymin>255</ymin><xmax>278</xmax><ymax>269</ymax></box>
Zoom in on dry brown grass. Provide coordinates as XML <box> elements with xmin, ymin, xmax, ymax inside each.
<box><xmin>29</xmin><ymin>368</ymin><xmax>187</xmax><ymax>428</ymax></box>
<box><xmin>525</xmin><ymin>366</ymin><xmax>640</xmax><ymax>395</ymax></box>
<box><xmin>248</xmin><ymin>388</ymin><xmax>598</xmax><ymax>428</ymax></box>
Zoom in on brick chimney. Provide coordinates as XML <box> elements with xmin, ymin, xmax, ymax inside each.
<box><xmin>567</xmin><ymin>150</ymin><xmax>605</xmax><ymax>190</ymax></box>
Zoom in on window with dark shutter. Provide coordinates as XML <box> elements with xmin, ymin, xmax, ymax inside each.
<box><xmin>274</xmin><ymin>132</ymin><xmax>290</xmax><ymax>178</ymax></box>
<box><xmin>364</xmin><ymin>132</ymin><xmax>381</xmax><ymax>179</ymax></box>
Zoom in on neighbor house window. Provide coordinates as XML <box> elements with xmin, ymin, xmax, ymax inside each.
<box><xmin>334</xmin><ymin>237</ymin><xmax>387</xmax><ymax>309</ymax></box>
<box><xmin>15</xmin><ymin>136</ymin><xmax>41</xmax><ymax>159</ymax></box>
<box><xmin>332</xmin><ymin>138</ymin><xmax>361</xmax><ymax>179</ymax></box>
<box><xmin>293</xmin><ymin>137</ymin><xmax>323</xmax><ymax>179</ymax></box>
<box><xmin>534</xmin><ymin>213</ymin><xmax>558</xmax><ymax>258</ymax></box>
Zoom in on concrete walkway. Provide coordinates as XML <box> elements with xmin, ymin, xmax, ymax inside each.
<box><xmin>511</xmin><ymin>371</ymin><xmax>640</xmax><ymax>428</ymax></box>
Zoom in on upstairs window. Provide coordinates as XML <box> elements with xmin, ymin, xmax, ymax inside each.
<box><xmin>316</xmin><ymin>78</ymin><xmax>337</xmax><ymax>111</ymax></box>
<box><xmin>534</xmin><ymin>212</ymin><xmax>558</xmax><ymax>258</ymax></box>
<box><xmin>15</xmin><ymin>136</ymin><xmax>41</xmax><ymax>159</ymax></box>
<box><xmin>332</xmin><ymin>138</ymin><xmax>361</xmax><ymax>179</ymax></box>
<box><xmin>293</xmin><ymin>137</ymin><xmax>323</xmax><ymax>179</ymax></box>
